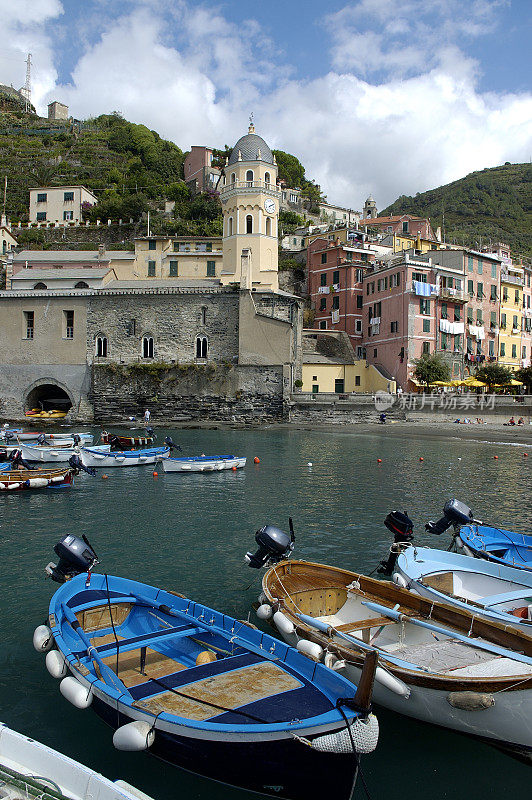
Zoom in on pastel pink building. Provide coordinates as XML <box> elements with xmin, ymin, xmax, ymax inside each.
<box><xmin>358</xmin><ymin>214</ymin><xmax>435</xmax><ymax>240</ymax></box>
<box><xmin>184</xmin><ymin>146</ymin><xmax>221</xmax><ymax>194</ymax></box>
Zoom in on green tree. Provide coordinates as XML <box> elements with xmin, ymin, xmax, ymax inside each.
<box><xmin>413</xmin><ymin>353</ymin><xmax>451</xmax><ymax>386</ymax></box>
<box><xmin>475</xmin><ymin>363</ymin><xmax>513</xmax><ymax>390</ymax></box>
<box><xmin>272</xmin><ymin>150</ymin><xmax>305</xmax><ymax>187</ymax></box>
<box><xmin>517</xmin><ymin>366</ymin><xmax>532</xmax><ymax>392</ymax></box>
<box><xmin>279</xmin><ymin>210</ymin><xmax>305</xmax><ymax>232</ymax></box>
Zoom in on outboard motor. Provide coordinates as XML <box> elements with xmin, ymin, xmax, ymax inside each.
<box><xmin>68</xmin><ymin>454</ymin><xmax>96</xmax><ymax>477</ymax></box>
<box><xmin>72</xmin><ymin>434</ymin><xmax>81</xmax><ymax>446</ymax></box>
<box><xmin>145</xmin><ymin>427</ymin><xmax>155</xmax><ymax>438</ymax></box>
<box><xmin>4</xmin><ymin>430</ymin><xmax>15</xmax><ymax>444</ymax></box>
<box><xmin>245</xmin><ymin>519</ymin><xmax>295</xmax><ymax>569</ymax></box>
<box><xmin>36</xmin><ymin>433</ymin><xmax>47</xmax><ymax>445</ymax></box>
<box><xmin>425</xmin><ymin>499</ymin><xmax>477</xmax><ymax>536</ymax></box>
<box><xmin>164</xmin><ymin>436</ymin><xmax>181</xmax><ymax>452</ymax></box>
<box><xmin>378</xmin><ymin>510</ymin><xmax>414</xmax><ymax>575</ymax></box>
<box><xmin>45</xmin><ymin>534</ymin><xmax>99</xmax><ymax>583</ymax></box>
<box><xmin>8</xmin><ymin>449</ymin><xmax>34</xmax><ymax>470</ymax></box>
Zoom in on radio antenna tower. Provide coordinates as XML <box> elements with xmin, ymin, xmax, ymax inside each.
<box><xmin>21</xmin><ymin>53</ymin><xmax>32</xmax><ymax>113</ymax></box>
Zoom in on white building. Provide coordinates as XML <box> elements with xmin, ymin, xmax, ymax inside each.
<box><xmin>29</xmin><ymin>186</ymin><xmax>97</xmax><ymax>225</ymax></box>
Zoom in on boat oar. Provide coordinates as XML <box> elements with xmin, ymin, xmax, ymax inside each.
<box><xmin>60</xmin><ymin>603</ymin><xmax>130</xmax><ymax>694</ymax></box>
<box><xmin>361</xmin><ymin>600</ymin><xmax>532</xmax><ymax>667</ymax></box>
<box><xmin>296</xmin><ymin>613</ymin><xmax>411</xmax><ymax>697</ymax></box>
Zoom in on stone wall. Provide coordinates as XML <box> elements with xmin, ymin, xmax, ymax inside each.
<box><xmin>91</xmin><ymin>363</ymin><xmax>287</xmax><ymax>422</ymax></box>
<box><xmin>12</xmin><ymin>223</ymin><xmax>139</xmax><ymax>249</ymax></box>
<box><xmin>0</xmin><ymin>363</ymin><xmax>92</xmax><ymax>420</ymax></box>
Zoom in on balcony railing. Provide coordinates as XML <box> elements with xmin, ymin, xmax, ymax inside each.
<box><xmin>220</xmin><ymin>181</ymin><xmax>281</xmax><ymax>194</ymax></box>
<box><xmin>501</xmin><ymin>271</ymin><xmax>523</xmax><ymax>286</ymax></box>
<box><xmin>439</xmin><ymin>286</ymin><xmax>466</xmax><ymax>302</ymax></box>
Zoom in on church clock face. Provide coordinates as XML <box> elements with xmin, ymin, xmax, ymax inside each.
<box><xmin>264</xmin><ymin>199</ymin><xmax>275</xmax><ymax>214</ymax></box>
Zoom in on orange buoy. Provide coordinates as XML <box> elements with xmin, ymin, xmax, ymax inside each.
<box><xmin>152</xmin><ymin>471</ymin><xmax>158</xmax><ymax>477</ymax></box>
<box><xmin>524</xmin><ymin>453</ymin><xmax>528</xmax><ymax>457</ymax></box>
<box><xmin>196</xmin><ymin>650</ymin><xmax>216</xmax><ymax>666</ymax></box>
<box><xmin>419</xmin><ymin>457</ymin><xmax>424</xmax><ymax>462</ymax></box>
<box><xmin>494</xmin><ymin>455</ymin><xmax>498</xmax><ymax>460</ymax></box>
<box><xmin>102</xmin><ymin>474</ymin><xmax>109</xmax><ymax>480</ymax></box>
<box><xmin>377</xmin><ymin>458</ymin><xmax>382</xmax><ymax>463</ymax></box>
<box><xmin>232</xmin><ymin>465</ymin><xmax>237</xmax><ymax>471</ymax></box>
<box><xmin>254</xmin><ymin>457</ymin><xmax>260</xmax><ymax>464</ymax></box>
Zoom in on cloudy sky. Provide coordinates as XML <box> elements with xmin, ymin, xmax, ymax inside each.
<box><xmin>1</xmin><ymin>0</ymin><xmax>531</xmax><ymax>210</ymax></box>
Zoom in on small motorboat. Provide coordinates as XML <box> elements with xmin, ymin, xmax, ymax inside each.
<box><xmin>0</xmin><ymin>721</ymin><xmax>154</xmax><ymax>800</ymax></box>
<box><xmin>394</xmin><ymin>546</ymin><xmax>532</xmax><ymax>628</ymax></box>
<box><xmin>80</xmin><ymin>445</ymin><xmax>169</xmax><ymax>468</ymax></box>
<box><xmin>34</xmin><ymin>536</ymin><xmax>379</xmax><ymax>800</ymax></box>
<box><xmin>18</xmin><ymin>444</ymin><xmax>110</xmax><ymax>463</ymax></box>
<box><xmin>457</xmin><ymin>525</ymin><xmax>532</xmax><ymax>571</ymax></box>
<box><xmin>100</xmin><ymin>432</ymin><xmax>155</xmax><ymax>449</ymax></box>
<box><xmin>244</xmin><ymin>523</ymin><xmax>532</xmax><ymax>761</ymax></box>
<box><xmin>161</xmin><ymin>454</ymin><xmax>246</xmax><ymax>473</ymax></box>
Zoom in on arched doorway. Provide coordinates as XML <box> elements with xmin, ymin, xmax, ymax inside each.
<box><xmin>25</xmin><ymin>383</ymin><xmax>73</xmax><ymax>413</ymax></box>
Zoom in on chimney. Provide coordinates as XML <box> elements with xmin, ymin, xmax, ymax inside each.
<box><xmin>98</xmin><ymin>243</ymin><xmax>106</xmax><ymax>260</ymax></box>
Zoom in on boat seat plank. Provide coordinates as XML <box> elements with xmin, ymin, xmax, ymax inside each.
<box><xmin>384</xmin><ymin>639</ymin><xmax>497</xmax><ymax>673</ymax></box>
<box><xmin>75</xmin><ymin>602</ymin><xmax>133</xmax><ymax>632</ymax></box>
<box><xmin>135</xmin><ymin>661</ymin><xmax>301</xmax><ymax>722</ymax></box>
<box><xmin>421</xmin><ymin>572</ymin><xmax>454</xmax><ymax>594</ymax></box>
<box><xmin>336</xmin><ymin>617</ymin><xmax>396</xmax><ymax>633</ymax></box>
<box><xmin>101</xmin><ymin>647</ymin><xmax>186</xmax><ymax>688</ymax></box>
<box><xmin>483</xmin><ymin>589</ymin><xmax>532</xmax><ymax>608</ymax></box>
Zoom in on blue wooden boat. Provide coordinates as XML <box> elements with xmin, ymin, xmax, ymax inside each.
<box><xmin>394</xmin><ymin>546</ymin><xmax>532</xmax><ymax>627</ymax></box>
<box><xmin>457</xmin><ymin>525</ymin><xmax>532</xmax><ymax>571</ymax></box>
<box><xmin>80</xmin><ymin>446</ymin><xmax>169</xmax><ymax>468</ymax></box>
<box><xmin>36</xmin><ymin>545</ymin><xmax>378</xmax><ymax>800</ymax></box>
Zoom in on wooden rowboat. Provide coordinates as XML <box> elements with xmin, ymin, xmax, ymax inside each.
<box><xmin>260</xmin><ymin>559</ymin><xmax>532</xmax><ymax>761</ymax></box>
<box><xmin>38</xmin><ymin>567</ymin><xmax>379</xmax><ymax>800</ymax></box>
<box><xmin>100</xmin><ymin>433</ymin><xmax>155</xmax><ymax>449</ymax></box>
<box><xmin>0</xmin><ymin>466</ymin><xmax>75</xmax><ymax>491</ymax></box>
<box><xmin>161</xmin><ymin>455</ymin><xmax>246</xmax><ymax>473</ymax></box>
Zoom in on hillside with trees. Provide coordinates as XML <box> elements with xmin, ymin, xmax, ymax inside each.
<box><xmin>381</xmin><ymin>163</ymin><xmax>532</xmax><ymax>259</ymax></box>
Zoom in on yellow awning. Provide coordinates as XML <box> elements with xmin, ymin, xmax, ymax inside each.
<box><xmin>465</xmin><ymin>379</ymin><xmax>487</xmax><ymax>387</ymax></box>
<box><xmin>510</xmin><ymin>379</ymin><xmax>524</xmax><ymax>386</ymax></box>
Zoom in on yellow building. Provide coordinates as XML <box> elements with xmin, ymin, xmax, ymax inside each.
<box><xmin>132</xmin><ymin>236</ymin><xmax>223</xmax><ymax>281</ymax></box>
<box><xmin>301</xmin><ymin>330</ymin><xmax>396</xmax><ymax>394</ymax></box>
<box><xmin>499</xmin><ymin>264</ymin><xmax>524</xmax><ymax>370</ymax></box>
<box><xmin>386</xmin><ymin>232</ymin><xmax>442</xmax><ymax>254</ymax></box>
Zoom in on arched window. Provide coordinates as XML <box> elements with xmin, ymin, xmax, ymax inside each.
<box><xmin>228</xmin><ymin>216</ymin><xmax>233</xmax><ymax>236</ymax></box>
<box><xmin>195</xmin><ymin>336</ymin><xmax>208</xmax><ymax>359</ymax></box>
<box><xmin>142</xmin><ymin>336</ymin><xmax>154</xmax><ymax>359</ymax></box>
<box><xmin>266</xmin><ymin>217</ymin><xmax>272</xmax><ymax>236</ymax></box>
<box><xmin>246</xmin><ymin>214</ymin><xmax>253</xmax><ymax>234</ymax></box>
<box><xmin>75</xmin><ymin>281</ymin><xmax>89</xmax><ymax>289</ymax></box>
<box><xmin>95</xmin><ymin>336</ymin><xmax>108</xmax><ymax>357</ymax></box>
<box><xmin>246</xmin><ymin>169</ymin><xmax>253</xmax><ymax>185</ymax></box>
<box><xmin>231</xmin><ymin>173</ymin><xmax>236</xmax><ymax>184</ymax></box>
<box><xmin>34</xmin><ymin>282</ymin><xmax>47</xmax><ymax>289</ymax></box>
<box><xmin>201</xmin><ymin>307</ymin><xmax>207</xmax><ymax>325</ymax></box>
<box><xmin>264</xmin><ymin>171</ymin><xmax>270</xmax><ymax>187</ymax></box>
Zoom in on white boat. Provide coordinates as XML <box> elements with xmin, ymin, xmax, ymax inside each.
<box><xmin>0</xmin><ymin>721</ymin><xmax>154</xmax><ymax>800</ymax></box>
<box><xmin>0</xmin><ymin>431</ymin><xmax>93</xmax><ymax>444</ymax></box>
<box><xmin>394</xmin><ymin>546</ymin><xmax>532</xmax><ymax>628</ymax></box>
<box><xmin>161</xmin><ymin>454</ymin><xmax>246</xmax><ymax>473</ymax></box>
<box><xmin>80</xmin><ymin>445</ymin><xmax>169</xmax><ymax>468</ymax></box>
<box><xmin>19</xmin><ymin>444</ymin><xmax>110</xmax><ymax>463</ymax></box>
<box><xmin>257</xmin><ymin>558</ymin><xmax>532</xmax><ymax>761</ymax></box>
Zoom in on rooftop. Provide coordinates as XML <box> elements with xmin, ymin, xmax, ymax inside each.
<box><xmin>228</xmin><ymin>124</ymin><xmax>274</xmax><ymax>166</ymax></box>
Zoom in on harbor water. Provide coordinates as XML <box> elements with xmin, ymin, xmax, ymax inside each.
<box><xmin>2</xmin><ymin>425</ymin><xmax>531</xmax><ymax>799</ymax></box>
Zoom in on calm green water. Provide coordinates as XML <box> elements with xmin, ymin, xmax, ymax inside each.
<box><xmin>2</xmin><ymin>426</ymin><xmax>531</xmax><ymax>799</ymax></box>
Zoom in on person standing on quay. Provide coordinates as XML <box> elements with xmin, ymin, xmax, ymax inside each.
<box><xmin>144</xmin><ymin>408</ymin><xmax>151</xmax><ymax>425</ymax></box>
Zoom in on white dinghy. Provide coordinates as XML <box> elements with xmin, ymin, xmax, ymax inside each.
<box><xmin>161</xmin><ymin>454</ymin><xmax>246</xmax><ymax>473</ymax></box>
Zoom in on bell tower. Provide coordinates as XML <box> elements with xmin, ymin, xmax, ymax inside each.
<box><xmin>220</xmin><ymin>118</ymin><xmax>280</xmax><ymax>292</ymax></box>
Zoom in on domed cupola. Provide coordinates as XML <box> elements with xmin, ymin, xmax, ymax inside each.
<box><xmin>228</xmin><ymin>120</ymin><xmax>275</xmax><ymax>166</ymax></box>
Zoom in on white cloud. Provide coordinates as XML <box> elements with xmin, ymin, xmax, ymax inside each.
<box><xmin>2</xmin><ymin>0</ymin><xmax>531</xmax><ymax>213</ymax></box>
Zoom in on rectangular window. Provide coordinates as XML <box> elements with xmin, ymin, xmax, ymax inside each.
<box><xmin>522</xmin><ymin>346</ymin><xmax>527</xmax><ymax>359</ymax></box>
<box><xmin>477</xmin><ymin>309</ymin><xmax>483</xmax><ymax>324</ymax></box>
<box><xmin>206</xmin><ymin>242</ymin><xmax>212</xmax><ymax>252</ymax></box>
<box><xmin>477</xmin><ymin>282</ymin><xmax>483</xmax><ymax>299</ymax></box>
<box><xmin>332</xmin><ymin>296</ymin><xmax>339</xmax><ymax>310</ymax></box>
<box><xmin>319</xmin><ymin>320</ymin><xmax>327</xmax><ymax>329</ymax></box>
<box><xmin>320</xmin><ymin>298</ymin><xmax>327</xmax><ymax>311</ymax></box>
<box><xmin>515</xmin><ymin>290</ymin><xmax>520</xmax><ymax>304</ymax></box>
<box><xmin>454</xmin><ymin>334</ymin><xmax>461</xmax><ymax>351</ymax></box>
<box><xmin>454</xmin><ymin>306</ymin><xmax>461</xmax><ymax>321</ymax></box>
<box><xmin>373</xmin><ymin>348</ymin><xmax>377</xmax><ymax>358</ymax></box>
<box><xmin>63</xmin><ymin>211</ymin><xmax>73</xmax><ymax>221</ymax></box>
<box><xmin>335</xmin><ymin>379</ymin><xmax>345</xmax><ymax>393</ymax></box>
<box><xmin>355</xmin><ymin>320</ymin><xmax>362</xmax><ymax>333</ymax></box>
<box><xmin>36</xmin><ymin>193</ymin><xmax>47</xmax><ymax>203</ymax></box>
<box><xmin>467</xmin><ymin>307</ymin><xmax>473</xmax><ymax>323</ymax></box>
<box><xmin>491</xmin><ymin>263</ymin><xmax>497</xmax><ymax>279</ymax></box>
<box><xmin>441</xmin><ymin>332</ymin><xmax>448</xmax><ymax>349</ymax></box>
<box><xmin>320</xmin><ymin>274</ymin><xmax>327</xmax><ymax>286</ymax></box>
<box><xmin>423</xmin><ymin>319</ymin><xmax>430</xmax><ymax>332</ymax></box>
<box><xmin>412</xmin><ymin>272</ymin><xmax>427</xmax><ymax>283</ymax></box>
<box><xmin>63</xmin><ymin>191</ymin><xmax>74</xmax><ymax>202</ymax></box>
<box><xmin>490</xmin><ymin>285</ymin><xmax>497</xmax><ymax>301</ymax></box>
<box><xmin>467</xmin><ymin>279</ymin><xmax>474</xmax><ymax>295</ymax></box>
<box><xmin>333</xmin><ymin>270</ymin><xmax>340</xmax><ymax>284</ymax></box>
<box><xmin>173</xmin><ymin>241</ymin><xmax>179</xmax><ymax>251</ymax></box>
<box><xmin>64</xmin><ymin>310</ymin><xmax>74</xmax><ymax>340</ymax></box>
<box><xmin>500</xmin><ymin>342</ymin><xmax>506</xmax><ymax>357</ymax></box>
<box><xmin>356</xmin><ymin>295</ymin><xmax>363</xmax><ymax>309</ymax></box>
<box><xmin>391</xmin><ymin>321</ymin><xmax>398</xmax><ymax>333</ymax></box>
<box><xmin>147</xmin><ymin>260</ymin><xmax>156</xmax><ymax>277</ymax></box>
<box><xmin>355</xmin><ymin>376</ymin><xmax>361</xmax><ymax>386</ymax></box>
<box><xmin>467</xmin><ymin>337</ymin><xmax>473</xmax><ymax>354</ymax></box>
<box><xmin>490</xmin><ymin>311</ymin><xmax>497</xmax><ymax>328</ymax></box>
<box><xmin>321</xmin><ymin>253</ymin><xmax>327</xmax><ymax>264</ymax></box>
<box><xmin>402</xmin><ymin>221</ymin><xmax>408</xmax><ymax>232</ymax></box>
<box><xmin>512</xmin><ymin>344</ymin><xmax>517</xmax><ymax>359</ymax></box>
<box><xmin>513</xmin><ymin>315</ymin><xmax>518</xmax><ymax>330</ymax></box>
<box><xmin>501</xmin><ymin>313</ymin><xmax>506</xmax><ymax>328</ymax></box>
<box><xmin>169</xmin><ymin>260</ymin><xmax>178</xmax><ymax>277</ymax></box>
<box><xmin>441</xmin><ymin>302</ymin><xmax>448</xmax><ymax>319</ymax></box>
<box><xmin>207</xmin><ymin>260</ymin><xmax>216</xmax><ymax>277</ymax></box>
<box><xmin>24</xmin><ymin>311</ymin><xmax>34</xmax><ymax>339</ymax></box>
<box><xmin>420</xmin><ymin>298</ymin><xmax>430</xmax><ymax>315</ymax></box>
<box><xmin>36</xmin><ymin>212</ymin><xmax>47</xmax><ymax>221</ymax></box>
<box><xmin>148</xmin><ymin>240</ymin><xmax>156</xmax><ymax>250</ymax></box>
<box><xmin>489</xmin><ymin>339</ymin><xmax>495</xmax><ymax>357</ymax></box>
<box><xmin>477</xmin><ymin>259</ymin><xmax>483</xmax><ymax>275</ymax></box>
<box><xmin>468</xmin><ymin>256</ymin><xmax>474</xmax><ymax>271</ymax></box>
<box><xmin>422</xmin><ymin>341</ymin><xmax>430</xmax><ymax>354</ymax></box>
<box><xmin>503</xmin><ymin>287</ymin><xmax>508</xmax><ymax>301</ymax></box>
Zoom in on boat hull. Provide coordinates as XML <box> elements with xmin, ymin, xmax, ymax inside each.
<box><xmin>19</xmin><ymin>444</ymin><xmax>110</xmax><ymax>463</ymax></box>
<box><xmin>161</xmin><ymin>455</ymin><xmax>246</xmax><ymax>473</ymax></box>
<box><xmin>457</xmin><ymin>525</ymin><xmax>532</xmax><ymax>571</ymax></box>
<box><xmin>80</xmin><ymin>446</ymin><xmax>169</xmax><ymax>468</ymax></box>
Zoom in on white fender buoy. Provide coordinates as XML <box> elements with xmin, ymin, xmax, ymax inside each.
<box><xmin>28</xmin><ymin>478</ymin><xmax>49</xmax><ymax>488</ymax></box>
<box><xmin>256</xmin><ymin>604</ymin><xmax>273</xmax><ymax>621</ymax></box>
<box><xmin>392</xmin><ymin>572</ymin><xmax>408</xmax><ymax>589</ymax></box>
<box><xmin>113</xmin><ymin>721</ymin><xmax>155</xmax><ymax>752</ymax></box>
<box><xmin>33</xmin><ymin>624</ymin><xmax>54</xmax><ymax>652</ymax></box>
<box><xmin>375</xmin><ymin>667</ymin><xmax>410</xmax><ymax>698</ymax></box>
<box><xmin>257</xmin><ymin>593</ymin><xmax>267</xmax><ymax>605</ymax></box>
<box><xmin>59</xmin><ymin>676</ymin><xmax>93</xmax><ymax>709</ymax></box>
<box><xmin>46</xmin><ymin>649</ymin><xmax>68</xmax><ymax>679</ymax></box>
<box><xmin>7</xmin><ymin>482</ymin><xmax>21</xmax><ymax>490</ymax></box>
<box><xmin>273</xmin><ymin>611</ymin><xmax>295</xmax><ymax>636</ymax></box>
<box><xmin>296</xmin><ymin>639</ymin><xmax>323</xmax><ymax>661</ymax></box>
